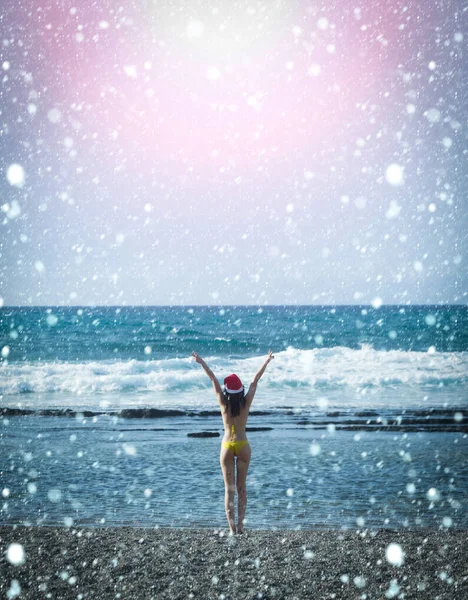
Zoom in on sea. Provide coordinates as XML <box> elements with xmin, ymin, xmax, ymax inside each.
<box><xmin>1</xmin><ymin>305</ymin><xmax>467</xmax><ymax>531</ymax></box>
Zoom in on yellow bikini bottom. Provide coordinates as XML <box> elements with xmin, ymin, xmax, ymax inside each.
<box><xmin>222</xmin><ymin>439</ymin><xmax>249</xmax><ymax>455</ymax></box>
<box><xmin>223</xmin><ymin>425</ymin><xmax>249</xmax><ymax>455</ymax></box>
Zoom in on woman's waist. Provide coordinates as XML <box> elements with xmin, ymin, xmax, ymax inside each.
<box><xmin>222</xmin><ymin>431</ymin><xmax>248</xmax><ymax>442</ymax></box>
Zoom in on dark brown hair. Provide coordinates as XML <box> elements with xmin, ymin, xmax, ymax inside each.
<box><xmin>222</xmin><ymin>389</ymin><xmax>246</xmax><ymax>417</ymax></box>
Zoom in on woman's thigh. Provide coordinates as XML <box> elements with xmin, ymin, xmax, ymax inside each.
<box><xmin>236</xmin><ymin>444</ymin><xmax>251</xmax><ymax>488</ymax></box>
<box><xmin>220</xmin><ymin>445</ymin><xmax>235</xmax><ymax>488</ymax></box>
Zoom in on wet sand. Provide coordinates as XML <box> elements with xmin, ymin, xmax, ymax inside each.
<box><xmin>1</xmin><ymin>525</ymin><xmax>467</xmax><ymax>599</ymax></box>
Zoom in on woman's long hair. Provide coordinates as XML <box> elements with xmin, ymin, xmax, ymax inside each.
<box><xmin>222</xmin><ymin>388</ymin><xmax>246</xmax><ymax>417</ymax></box>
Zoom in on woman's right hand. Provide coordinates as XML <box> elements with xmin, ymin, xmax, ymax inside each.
<box><xmin>265</xmin><ymin>350</ymin><xmax>274</xmax><ymax>364</ymax></box>
<box><xmin>191</xmin><ymin>351</ymin><xmax>203</xmax><ymax>364</ymax></box>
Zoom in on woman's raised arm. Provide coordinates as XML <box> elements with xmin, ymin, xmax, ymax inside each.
<box><xmin>245</xmin><ymin>350</ymin><xmax>274</xmax><ymax>406</ymax></box>
<box><xmin>192</xmin><ymin>351</ymin><xmax>223</xmax><ymax>397</ymax></box>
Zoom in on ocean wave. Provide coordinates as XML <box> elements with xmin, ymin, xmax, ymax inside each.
<box><xmin>0</xmin><ymin>346</ymin><xmax>467</xmax><ymax>396</ymax></box>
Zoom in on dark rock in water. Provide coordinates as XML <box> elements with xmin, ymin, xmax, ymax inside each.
<box><xmin>0</xmin><ymin>407</ymin><xmax>34</xmax><ymax>417</ymax></box>
<box><xmin>118</xmin><ymin>408</ymin><xmax>186</xmax><ymax>419</ymax></box>
<box><xmin>246</xmin><ymin>427</ymin><xmax>273</xmax><ymax>432</ymax></box>
<box><xmin>187</xmin><ymin>431</ymin><xmax>220</xmax><ymax>438</ymax></box>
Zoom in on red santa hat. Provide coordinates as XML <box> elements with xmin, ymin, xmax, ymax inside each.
<box><xmin>224</xmin><ymin>374</ymin><xmax>243</xmax><ymax>394</ymax></box>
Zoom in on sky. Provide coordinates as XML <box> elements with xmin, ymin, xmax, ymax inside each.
<box><xmin>1</xmin><ymin>0</ymin><xmax>467</xmax><ymax>306</ymax></box>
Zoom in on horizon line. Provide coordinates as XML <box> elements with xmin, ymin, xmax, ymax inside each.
<box><xmin>1</xmin><ymin>303</ymin><xmax>467</xmax><ymax>309</ymax></box>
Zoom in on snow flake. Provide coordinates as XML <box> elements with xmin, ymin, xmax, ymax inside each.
<box><xmin>354</xmin><ymin>196</ymin><xmax>367</xmax><ymax>209</ymax></box>
<box><xmin>34</xmin><ymin>260</ymin><xmax>45</xmax><ymax>273</ymax></box>
<box><xmin>317</xmin><ymin>17</ymin><xmax>329</xmax><ymax>30</ymax></box>
<box><xmin>426</xmin><ymin>487</ymin><xmax>441</xmax><ymax>501</ymax></box>
<box><xmin>442</xmin><ymin>516</ymin><xmax>453</xmax><ymax>528</ymax></box>
<box><xmin>353</xmin><ymin>575</ymin><xmax>366</xmax><ymax>588</ymax></box>
<box><xmin>7</xmin><ymin>580</ymin><xmax>21</xmax><ymax>599</ymax></box>
<box><xmin>385</xmin><ymin>200</ymin><xmax>401</xmax><ymax>219</ymax></box>
<box><xmin>309</xmin><ymin>442</ymin><xmax>321</xmax><ymax>456</ymax></box>
<box><xmin>47</xmin><ymin>488</ymin><xmax>62</xmax><ymax>503</ymax></box>
<box><xmin>442</xmin><ymin>137</ymin><xmax>452</xmax><ymax>149</ymax></box>
<box><xmin>6</xmin><ymin>164</ymin><xmax>25</xmax><ymax>187</ymax></box>
<box><xmin>186</xmin><ymin>20</ymin><xmax>204</xmax><ymax>38</ymax></box>
<box><xmin>424</xmin><ymin>108</ymin><xmax>441</xmax><ymax>123</ymax></box>
<box><xmin>308</xmin><ymin>64</ymin><xmax>321</xmax><ymax>76</ymax></box>
<box><xmin>385</xmin><ymin>164</ymin><xmax>404</xmax><ymax>186</ymax></box>
<box><xmin>124</xmin><ymin>65</ymin><xmax>137</xmax><ymax>78</ymax></box>
<box><xmin>123</xmin><ymin>444</ymin><xmax>137</xmax><ymax>456</ymax></box>
<box><xmin>385</xmin><ymin>580</ymin><xmax>400</xmax><ymax>598</ymax></box>
<box><xmin>46</xmin><ymin>314</ymin><xmax>58</xmax><ymax>326</ymax></box>
<box><xmin>385</xmin><ymin>543</ymin><xmax>405</xmax><ymax>566</ymax></box>
<box><xmin>47</xmin><ymin>108</ymin><xmax>62</xmax><ymax>123</ymax></box>
<box><xmin>6</xmin><ymin>544</ymin><xmax>25</xmax><ymax>566</ymax></box>
<box><xmin>206</xmin><ymin>66</ymin><xmax>221</xmax><ymax>81</ymax></box>
<box><xmin>424</xmin><ymin>314</ymin><xmax>436</xmax><ymax>326</ymax></box>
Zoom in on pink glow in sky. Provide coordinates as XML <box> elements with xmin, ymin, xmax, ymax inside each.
<box><xmin>40</xmin><ymin>1</ymin><xmax>408</xmax><ymax>175</ymax></box>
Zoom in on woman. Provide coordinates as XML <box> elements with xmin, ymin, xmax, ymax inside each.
<box><xmin>192</xmin><ymin>350</ymin><xmax>274</xmax><ymax>535</ymax></box>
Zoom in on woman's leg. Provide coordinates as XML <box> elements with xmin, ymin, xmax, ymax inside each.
<box><xmin>220</xmin><ymin>445</ymin><xmax>236</xmax><ymax>533</ymax></box>
<box><xmin>236</xmin><ymin>444</ymin><xmax>251</xmax><ymax>533</ymax></box>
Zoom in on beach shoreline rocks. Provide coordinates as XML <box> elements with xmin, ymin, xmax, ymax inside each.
<box><xmin>1</xmin><ymin>525</ymin><xmax>466</xmax><ymax>599</ymax></box>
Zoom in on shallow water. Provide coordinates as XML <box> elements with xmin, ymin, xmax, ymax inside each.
<box><xmin>1</xmin><ymin>414</ymin><xmax>467</xmax><ymax>530</ymax></box>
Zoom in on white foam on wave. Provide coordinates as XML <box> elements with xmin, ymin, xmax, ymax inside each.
<box><xmin>1</xmin><ymin>347</ymin><xmax>467</xmax><ymax>403</ymax></box>
<box><xmin>252</xmin><ymin>345</ymin><xmax>468</xmax><ymax>390</ymax></box>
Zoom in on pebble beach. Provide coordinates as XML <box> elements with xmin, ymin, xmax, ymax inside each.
<box><xmin>1</xmin><ymin>526</ymin><xmax>467</xmax><ymax>599</ymax></box>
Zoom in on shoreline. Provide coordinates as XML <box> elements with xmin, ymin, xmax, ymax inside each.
<box><xmin>1</xmin><ymin>525</ymin><xmax>467</xmax><ymax>599</ymax></box>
